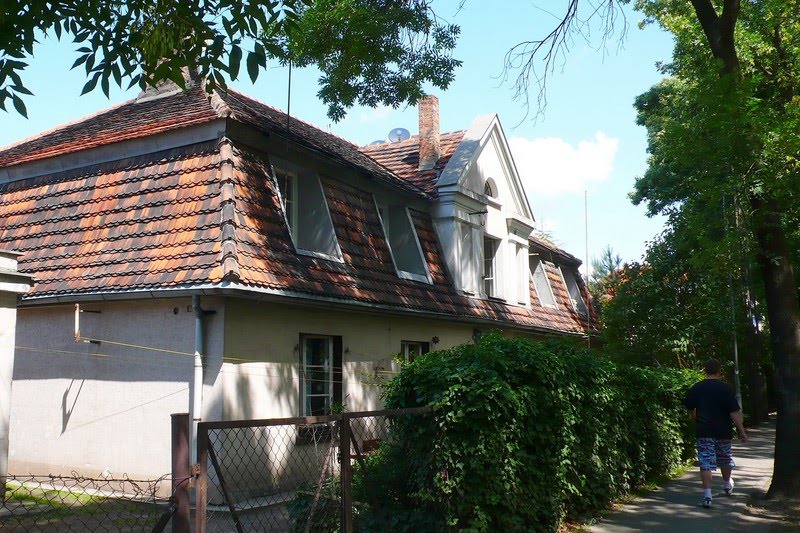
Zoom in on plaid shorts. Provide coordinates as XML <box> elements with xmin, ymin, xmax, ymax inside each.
<box><xmin>696</xmin><ymin>438</ymin><xmax>735</xmax><ymax>471</ymax></box>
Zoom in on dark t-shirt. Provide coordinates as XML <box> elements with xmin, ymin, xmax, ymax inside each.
<box><xmin>683</xmin><ymin>379</ymin><xmax>740</xmax><ymax>439</ymax></box>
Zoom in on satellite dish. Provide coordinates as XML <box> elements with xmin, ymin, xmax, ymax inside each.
<box><xmin>388</xmin><ymin>127</ymin><xmax>411</xmax><ymax>143</ymax></box>
<box><xmin>369</xmin><ymin>140</ymin><xmax>384</xmax><ymax>146</ymax></box>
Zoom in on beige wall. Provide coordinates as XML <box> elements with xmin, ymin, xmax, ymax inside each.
<box><xmin>221</xmin><ymin>298</ymin><xmax>545</xmax><ymax>420</ymax></box>
<box><xmin>9</xmin><ymin>297</ymin><xmax>225</xmax><ymax>480</ymax></box>
<box><xmin>222</xmin><ymin>299</ymin><xmax>482</xmax><ymax>419</ymax></box>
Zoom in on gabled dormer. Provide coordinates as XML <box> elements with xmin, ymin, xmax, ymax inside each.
<box><xmin>428</xmin><ymin>103</ymin><xmax>535</xmax><ymax>305</ymax></box>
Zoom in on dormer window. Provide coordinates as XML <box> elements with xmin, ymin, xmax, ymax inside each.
<box><xmin>561</xmin><ymin>268</ymin><xmax>589</xmax><ymax>314</ymax></box>
<box><xmin>483</xmin><ymin>236</ymin><xmax>499</xmax><ymax>297</ymax></box>
<box><xmin>376</xmin><ymin>201</ymin><xmax>430</xmax><ymax>283</ymax></box>
<box><xmin>530</xmin><ymin>256</ymin><xmax>557</xmax><ymax>308</ymax></box>
<box><xmin>274</xmin><ymin>165</ymin><xmax>342</xmax><ymax>261</ymax></box>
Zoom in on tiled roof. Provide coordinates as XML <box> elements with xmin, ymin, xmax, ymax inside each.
<box><xmin>0</xmin><ymin>142</ymin><xmax>225</xmax><ymax>297</ymax></box>
<box><xmin>0</xmin><ymin>89</ymin><xmax>220</xmax><ymax>169</ymax></box>
<box><xmin>0</xmin><ymin>86</ymin><xmax>429</xmax><ymax>200</ymax></box>
<box><xmin>359</xmin><ymin>131</ymin><xmax>465</xmax><ymax>195</ymax></box>
<box><xmin>229</xmin><ymin>144</ymin><xmax>595</xmax><ymax>334</ymax></box>
<box><xmin>0</xmin><ymin>87</ymin><xmax>594</xmax><ymax>334</ymax></box>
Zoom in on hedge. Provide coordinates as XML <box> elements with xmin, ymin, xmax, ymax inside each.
<box><xmin>374</xmin><ymin>333</ymin><xmax>700</xmax><ymax>532</ymax></box>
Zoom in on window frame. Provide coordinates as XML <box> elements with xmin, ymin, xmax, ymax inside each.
<box><xmin>374</xmin><ymin>198</ymin><xmax>432</xmax><ymax>284</ymax></box>
<box><xmin>300</xmin><ymin>335</ymin><xmax>334</xmax><ymax>417</ymax></box>
<box><xmin>273</xmin><ymin>160</ymin><xmax>344</xmax><ymax>263</ymax></box>
<box><xmin>560</xmin><ymin>267</ymin><xmax>589</xmax><ymax>315</ymax></box>
<box><xmin>274</xmin><ymin>166</ymin><xmax>299</xmax><ymax>238</ymax></box>
<box><xmin>530</xmin><ymin>255</ymin><xmax>558</xmax><ymax>309</ymax></box>
<box><xmin>483</xmin><ymin>235</ymin><xmax>500</xmax><ymax>298</ymax></box>
<box><xmin>400</xmin><ymin>340</ymin><xmax>430</xmax><ymax>363</ymax></box>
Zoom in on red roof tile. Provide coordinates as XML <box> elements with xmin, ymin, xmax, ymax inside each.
<box><xmin>359</xmin><ymin>132</ymin><xmax>464</xmax><ymax>195</ymax></box>
<box><xmin>0</xmin><ymin>142</ymin><xmax>224</xmax><ymax>297</ymax></box>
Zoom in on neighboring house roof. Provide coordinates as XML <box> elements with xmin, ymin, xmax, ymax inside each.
<box><xmin>0</xmin><ymin>87</ymin><xmax>596</xmax><ymax>335</ymax></box>
<box><xmin>0</xmin><ymin>85</ymin><xmax>429</xmax><ymax>200</ymax></box>
<box><xmin>359</xmin><ymin>131</ymin><xmax>464</xmax><ymax>195</ymax></box>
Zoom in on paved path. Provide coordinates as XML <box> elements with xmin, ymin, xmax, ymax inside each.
<box><xmin>590</xmin><ymin>420</ymin><xmax>784</xmax><ymax>532</ymax></box>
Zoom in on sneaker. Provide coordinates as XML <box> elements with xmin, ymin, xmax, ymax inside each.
<box><xmin>724</xmin><ymin>479</ymin><xmax>734</xmax><ymax>495</ymax></box>
<box><xmin>703</xmin><ymin>497</ymin><xmax>713</xmax><ymax>508</ymax></box>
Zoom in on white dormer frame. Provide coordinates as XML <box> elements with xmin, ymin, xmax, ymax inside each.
<box><xmin>373</xmin><ymin>196</ymin><xmax>432</xmax><ymax>284</ymax></box>
<box><xmin>436</xmin><ymin>114</ymin><xmax>535</xmax><ymax>223</ymax></box>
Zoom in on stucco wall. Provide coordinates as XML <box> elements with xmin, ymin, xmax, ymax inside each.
<box><xmin>9</xmin><ymin>297</ymin><xmax>225</xmax><ymax>480</ymax></box>
<box><xmin>222</xmin><ymin>298</ymin><xmax>512</xmax><ymax>420</ymax></box>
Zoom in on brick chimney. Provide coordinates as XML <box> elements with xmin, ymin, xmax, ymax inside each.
<box><xmin>418</xmin><ymin>95</ymin><xmax>441</xmax><ymax>171</ymax></box>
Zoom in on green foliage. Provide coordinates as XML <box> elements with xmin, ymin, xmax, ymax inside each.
<box><xmin>0</xmin><ymin>0</ymin><xmax>460</xmax><ymax>120</ymax></box>
<box><xmin>377</xmin><ymin>333</ymin><xmax>699</xmax><ymax>532</ymax></box>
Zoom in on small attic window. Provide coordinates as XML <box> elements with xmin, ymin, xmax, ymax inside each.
<box><xmin>484</xmin><ymin>178</ymin><xmax>497</xmax><ymax>198</ymax></box>
<box><xmin>561</xmin><ymin>268</ymin><xmax>589</xmax><ymax>315</ymax></box>
<box><xmin>275</xmin><ymin>165</ymin><xmax>342</xmax><ymax>262</ymax></box>
<box><xmin>530</xmin><ymin>256</ymin><xmax>557</xmax><ymax>309</ymax></box>
<box><xmin>376</xmin><ymin>201</ymin><xmax>430</xmax><ymax>283</ymax></box>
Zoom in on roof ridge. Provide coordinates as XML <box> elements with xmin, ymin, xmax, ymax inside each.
<box><xmin>217</xmin><ymin>137</ymin><xmax>241</xmax><ymax>281</ymax></box>
<box><xmin>0</xmin><ymin>98</ymin><xmax>136</xmax><ymax>153</ymax></box>
<box><xmin>224</xmin><ymin>88</ymin><xmax>361</xmax><ymax>147</ymax></box>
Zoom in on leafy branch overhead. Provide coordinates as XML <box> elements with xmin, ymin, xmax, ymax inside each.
<box><xmin>0</xmin><ymin>0</ymin><xmax>460</xmax><ymax>119</ymax></box>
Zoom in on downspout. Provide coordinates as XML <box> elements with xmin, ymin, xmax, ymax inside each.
<box><xmin>190</xmin><ymin>295</ymin><xmax>204</xmax><ymax>469</ymax></box>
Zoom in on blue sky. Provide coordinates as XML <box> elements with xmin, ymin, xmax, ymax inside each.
<box><xmin>0</xmin><ymin>1</ymin><xmax>674</xmax><ymax>273</ymax></box>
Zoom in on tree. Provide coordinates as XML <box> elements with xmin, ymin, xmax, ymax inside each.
<box><xmin>512</xmin><ymin>0</ymin><xmax>800</xmax><ymax>497</ymax></box>
<box><xmin>588</xmin><ymin>245</ymin><xmax>623</xmax><ymax>318</ymax></box>
<box><xmin>0</xmin><ymin>0</ymin><xmax>460</xmax><ymax>120</ymax></box>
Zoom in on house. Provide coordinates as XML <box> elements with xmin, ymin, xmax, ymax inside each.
<box><xmin>0</xmin><ymin>77</ymin><xmax>596</xmax><ymax>481</ymax></box>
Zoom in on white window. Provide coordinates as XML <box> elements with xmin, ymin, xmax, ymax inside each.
<box><xmin>561</xmin><ymin>268</ymin><xmax>589</xmax><ymax>314</ymax></box>
<box><xmin>516</xmin><ymin>244</ymin><xmax>529</xmax><ymax>305</ymax></box>
<box><xmin>459</xmin><ymin>223</ymin><xmax>478</xmax><ymax>294</ymax></box>
<box><xmin>301</xmin><ymin>336</ymin><xmax>334</xmax><ymax>416</ymax></box>
<box><xmin>376</xmin><ymin>202</ymin><xmax>430</xmax><ymax>283</ymax></box>
<box><xmin>530</xmin><ymin>256</ymin><xmax>557</xmax><ymax>309</ymax></box>
<box><xmin>274</xmin><ymin>166</ymin><xmax>342</xmax><ymax>261</ymax></box>
<box><xmin>483</xmin><ymin>236</ymin><xmax>499</xmax><ymax>298</ymax></box>
<box><xmin>401</xmin><ymin>340</ymin><xmax>430</xmax><ymax>363</ymax></box>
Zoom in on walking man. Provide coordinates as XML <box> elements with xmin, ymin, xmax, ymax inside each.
<box><xmin>683</xmin><ymin>358</ymin><xmax>747</xmax><ymax>508</ymax></box>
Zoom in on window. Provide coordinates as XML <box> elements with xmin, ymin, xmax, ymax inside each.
<box><xmin>561</xmin><ymin>268</ymin><xmax>589</xmax><ymax>314</ymax></box>
<box><xmin>530</xmin><ymin>256</ymin><xmax>557</xmax><ymax>308</ymax></box>
<box><xmin>274</xmin><ymin>166</ymin><xmax>342</xmax><ymax>261</ymax></box>
<box><xmin>483</xmin><ymin>236</ymin><xmax>499</xmax><ymax>297</ymax></box>
<box><xmin>459</xmin><ymin>223</ymin><xmax>478</xmax><ymax>294</ymax></box>
<box><xmin>300</xmin><ymin>335</ymin><xmax>342</xmax><ymax>416</ymax></box>
<box><xmin>376</xmin><ymin>202</ymin><xmax>429</xmax><ymax>282</ymax></box>
<box><xmin>401</xmin><ymin>340</ymin><xmax>430</xmax><ymax>363</ymax></box>
<box><xmin>516</xmin><ymin>244</ymin><xmax>529</xmax><ymax>305</ymax></box>
<box><xmin>484</xmin><ymin>179</ymin><xmax>496</xmax><ymax>198</ymax></box>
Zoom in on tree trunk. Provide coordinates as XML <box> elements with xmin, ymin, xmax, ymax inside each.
<box><xmin>749</xmin><ymin>195</ymin><xmax>800</xmax><ymax>497</ymax></box>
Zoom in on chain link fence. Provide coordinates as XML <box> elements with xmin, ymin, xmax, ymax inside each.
<box><xmin>196</xmin><ymin>407</ymin><xmax>433</xmax><ymax>532</ymax></box>
<box><xmin>0</xmin><ymin>473</ymin><xmax>176</xmax><ymax>532</ymax></box>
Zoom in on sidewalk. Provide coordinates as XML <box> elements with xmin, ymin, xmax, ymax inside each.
<box><xmin>590</xmin><ymin>419</ymin><xmax>785</xmax><ymax>532</ymax></box>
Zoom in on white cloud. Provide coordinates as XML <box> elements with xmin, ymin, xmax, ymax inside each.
<box><xmin>509</xmin><ymin>132</ymin><xmax>619</xmax><ymax>196</ymax></box>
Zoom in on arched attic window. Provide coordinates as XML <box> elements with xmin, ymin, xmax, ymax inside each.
<box><xmin>484</xmin><ymin>178</ymin><xmax>497</xmax><ymax>199</ymax></box>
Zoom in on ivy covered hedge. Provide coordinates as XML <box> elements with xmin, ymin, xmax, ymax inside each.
<box><xmin>378</xmin><ymin>333</ymin><xmax>699</xmax><ymax>532</ymax></box>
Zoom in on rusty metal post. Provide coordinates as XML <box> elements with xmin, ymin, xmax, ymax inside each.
<box><xmin>195</xmin><ymin>422</ymin><xmax>208</xmax><ymax>533</ymax></box>
<box><xmin>171</xmin><ymin>413</ymin><xmax>190</xmax><ymax>533</ymax></box>
<box><xmin>339</xmin><ymin>415</ymin><xmax>353</xmax><ymax>533</ymax></box>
